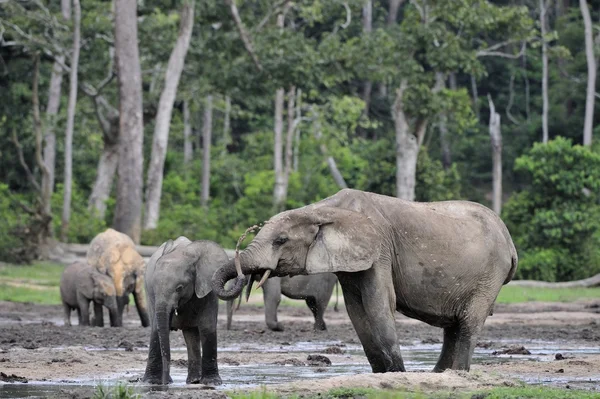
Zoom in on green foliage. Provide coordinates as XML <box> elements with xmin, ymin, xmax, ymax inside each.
<box><xmin>52</xmin><ymin>184</ymin><xmax>107</xmax><ymax>244</ymax></box>
<box><xmin>503</xmin><ymin>138</ymin><xmax>600</xmax><ymax>281</ymax></box>
<box><xmin>415</xmin><ymin>149</ymin><xmax>462</xmax><ymax>202</ymax></box>
<box><xmin>92</xmin><ymin>382</ymin><xmax>140</xmax><ymax>399</ymax></box>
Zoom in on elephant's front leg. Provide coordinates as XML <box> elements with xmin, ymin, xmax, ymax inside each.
<box><xmin>142</xmin><ymin>320</ymin><xmax>163</xmax><ymax>384</ymax></box>
<box><xmin>92</xmin><ymin>302</ymin><xmax>104</xmax><ymax>327</ymax></box>
<box><xmin>77</xmin><ymin>295</ymin><xmax>91</xmax><ymax>326</ymax></box>
<box><xmin>339</xmin><ymin>271</ymin><xmax>405</xmax><ymax>373</ymax></box>
<box><xmin>263</xmin><ymin>277</ymin><xmax>283</xmax><ymax>331</ymax></box>
<box><xmin>198</xmin><ymin>294</ymin><xmax>222</xmax><ymax>386</ymax></box>
<box><xmin>182</xmin><ymin>328</ymin><xmax>202</xmax><ymax>384</ymax></box>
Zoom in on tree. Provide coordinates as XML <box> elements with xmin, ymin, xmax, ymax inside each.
<box><xmin>201</xmin><ymin>95</ymin><xmax>213</xmax><ymax>207</ymax></box>
<box><xmin>144</xmin><ymin>0</ymin><xmax>195</xmax><ymax>230</ymax></box>
<box><xmin>580</xmin><ymin>0</ymin><xmax>596</xmax><ymax>146</ymax></box>
<box><xmin>113</xmin><ymin>0</ymin><xmax>144</xmax><ymax>243</ymax></box>
<box><xmin>183</xmin><ymin>99</ymin><xmax>193</xmax><ymax>164</ymax></box>
<box><xmin>488</xmin><ymin>94</ymin><xmax>502</xmax><ymax>214</ymax></box>
<box><xmin>61</xmin><ymin>0</ymin><xmax>81</xmax><ymax>241</ymax></box>
<box><xmin>540</xmin><ymin>0</ymin><xmax>549</xmax><ymax>143</ymax></box>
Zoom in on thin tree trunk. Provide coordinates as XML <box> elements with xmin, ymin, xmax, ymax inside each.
<box><xmin>284</xmin><ymin>86</ymin><xmax>295</xmax><ymax>185</ymax></box>
<box><xmin>88</xmin><ymin>95</ymin><xmax>119</xmax><ymax>218</ymax></box>
<box><xmin>273</xmin><ymin>12</ymin><xmax>286</xmax><ymax>212</ymax></box>
<box><xmin>580</xmin><ymin>0</ymin><xmax>596</xmax><ymax>146</ymax></box>
<box><xmin>523</xmin><ymin>43</ymin><xmax>531</xmax><ymax>121</ymax></box>
<box><xmin>183</xmin><ymin>99</ymin><xmax>193</xmax><ymax>164</ymax></box>
<box><xmin>488</xmin><ymin>94</ymin><xmax>502</xmax><ymax>215</ymax></box>
<box><xmin>144</xmin><ymin>1</ymin><xmax>195</xmax><ymax>230</ymax></box>
<box><xmin>540</xmin><ymin>0</ymin><xmax>549</xmax><ymax>143</ymax></box>
<box><xmin>61</xmin><ymin>0</ymin><xmax>81</xmax><ymax>241</ymax></box>
<box><xmin>41</xmin><ymin>0</ymin><xmax>71</xmax><ymax>216</ymax></box>
<box><xmin>312</xmin><ymin>107</ymin><xmax>348</xmax><ymax>189</ymax></box>
<box><xmin>438</xmin><ymin>73</ymin><xmax>451</xmax><ymax>169</ymax></box>
<box><xmin>201</xmin><ymin>95</ymin><xmax>213</xmax><ymax>208</ymax></box>
<box><xmin>221</xmin><ymin>95</ymin><xmax>231</xmax><ymax>154</ymax></box>
<box><xmin>394</xmin><ymin>80</ymin><xmax>418</xmax><ymax>201</ymax></box>
<box><xmin>387</xmin><ymin>0</ymin><xmax>404</xmax><ymax>23</ymax></box>
<box><xmin>293</xmin><ymin>89</ymin><xmax>301</xmax><ymax>172</ymax></box>
<box><xmin>113</xmin><ymin>0</ymin><xmax>144</xmax><ymax>243</ymax></box>
<box><xmin>470</xmin><ymin>75</ymin><xmax>480</xmax><ymax>120</ymax></box>
<box><xmin>361</xmin><ymin>0</ymin><xmax>373</xmax><ymax>118</ymax></box>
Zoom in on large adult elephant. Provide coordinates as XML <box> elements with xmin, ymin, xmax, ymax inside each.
<box><xmin>226</xmin><ymin>274</ymin><xmax>338</xmax><ymax>331</ymax></box>
<box><xmin>212</xmin><ymin>189</ymin><xmax>517</xmax><ymax>373</ymax></box>
<box><xmin>87</xmin><ymin>228</ymin><xmax>149</xmax><ymax>327</ymax></box>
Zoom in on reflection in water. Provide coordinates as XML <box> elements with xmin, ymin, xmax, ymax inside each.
<box><xmin>3</xmin><ymin>340</ymin><xmax>600</xmax><ymax>397</ymax></box>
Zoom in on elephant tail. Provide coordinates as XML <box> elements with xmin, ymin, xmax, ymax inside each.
<box><xmin>333</xmin><ymin>282</ymin><xmax>339</xmax><ymax>312</ymax></box>
<box><xmin>503</xmin><ymin>249</ymin><xmax>518</xmax><ymax>285</ymax></box>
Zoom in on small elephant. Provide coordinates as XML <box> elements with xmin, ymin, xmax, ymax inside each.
<box><xmin>227</xmin><ymin>274</ymin><xmax>338</xmax><ymax>331</ymax></box>
<box><xmin>213</xmin><ymin>188</ymin><xmax>518</xmax><ymax>373</ymax></box>
<box><xmin>142</xmin><ymin>237</ymin><xmax>228</xmax><ymax>386</ymax></box>
<box><xmin>60</xmin><ymin>261</ymin><xmax>119</xmax><ymax>327</ymax></box>
<box><xmin>87</xmin><ymin>228</ymin><xmax>149</xmax><ymax>327</ymax></box>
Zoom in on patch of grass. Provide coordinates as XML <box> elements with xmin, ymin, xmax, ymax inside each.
<box><xmin>92</xmin><ymin>382</ymin><xmax>140</xmax><ymax>399</ymax></box>
<box><xmin>0</xmin><ymin>261</ymin><xmax>64</xmax><ymax>304</ymax></box>
<box><xmin>483</xmin><ymin>386</ymin><xmax>600</xmax><ymax>398</ymax></box>
<box><xmin>497</xmin><ymin>285</ymin><xmax>600</xmax><ymax>303</ymax></box>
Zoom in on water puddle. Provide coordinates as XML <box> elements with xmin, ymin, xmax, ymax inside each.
<box><xmin>3</xmin><ymin>340</ymin><xmax>600</xmax><ymax>397</ymax></box>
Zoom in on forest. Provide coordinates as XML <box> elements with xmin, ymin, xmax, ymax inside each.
<box><xmin>0</xmin><ymin>0</ymin><xmax>599</xmax><ymax>283</ymax></box>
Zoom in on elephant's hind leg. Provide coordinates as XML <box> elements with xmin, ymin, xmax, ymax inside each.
<box><xmin>198</xmin><ymin>294</ymin><xmax>222</xmax><ymax>386</ymax></box>
<box><xmin>306</xmin><ymin>296</ymin><xmax>326</xmax><ymax>331</ymax></box>
<box><xmin>433</xmin><ymin>324</ymin><xmax>459</xmax><ymax>372</ymax></box>
<box><xmin>182</xmin><ymin>328</ymin><xmax>202</xmax><ymax>384</ymax></box>
<box><xmin>63</xmin><ymin>303</ymin><xmax>72</xmax><ymax>326</ymax></box>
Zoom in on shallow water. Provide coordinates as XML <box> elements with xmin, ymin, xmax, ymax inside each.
<box><xmin>3</xmin><ymin>340</ymin><xmax>600</xmax><ymax>397</ymax></box>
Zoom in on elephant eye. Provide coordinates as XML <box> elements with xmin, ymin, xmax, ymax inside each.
<box><xmin>175</xmin><ymin>285</ymin><xmax>184</xmax><ymax>293</ymax></box>
<box><xmin>273</xmin><ymin>236</ymin><xmax>289</xmax><ymax>247</ymax></box>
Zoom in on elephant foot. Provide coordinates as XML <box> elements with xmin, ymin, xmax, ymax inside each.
<box><xmin>142</xmin><ymin>374</ymin><xmax>169</xmax><ymax>385</ymax></box>
<box><xmin>267</xmin><ymin>323</ymin><xmax>284</xmax><ymax>332</ymax></box>
<box><xmin>200</xmin><ymin>374</ymin><xmax>222</xmax><ymax>386</ymax></box>
<box><xmin>313</xmin><ymin>323</ymin><xmax>327</xmax><ymax>331</ymax></box>
<box><xmin>186</xmin><ymin>374</ymin><xmax>202</xmax><ymax>384</ymax></box>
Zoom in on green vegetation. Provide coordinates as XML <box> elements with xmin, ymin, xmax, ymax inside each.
<box><xmin>497</xmin><ymin>285</ymin><xmax>600</xmax><ymax>304</ymax></box>
<box><xmin>229</xmin><ymin>386</ymin><xmax>600</xmax><ymax>399</ymax></box>
<box><xmin>92</xmin><ymin>382</ymin><xmax>140</xmax><ymax>399</ymax></box>
<box><xmin>0</xmin><ymin>261</ymin><xmax>63</xmax><ymax>304</ymax></box>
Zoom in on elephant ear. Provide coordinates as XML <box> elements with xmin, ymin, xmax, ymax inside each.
<box><xmin>305</xmin><ymin>207</ymin><xmax>381</xmax><ymax>274</ymax></box>
<box><xmin>184</xmin><ymin>241</ymin><xmax>230</xmax><ymax>298</ymax></box>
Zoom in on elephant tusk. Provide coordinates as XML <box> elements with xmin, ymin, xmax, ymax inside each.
<box><xmin>255</xmin><ymin>270</ymin><xmax>271</xmax><ymax>290</ymax></box>
<box><xmin>175</xmin><ymin>308</ymin><xmax>178</xmax><ymax>316</ymax></box>
<box><xmin>234</xmin><ymin>250</ymin><xmax>243</xmax><ymax>278</ymax></box>
<box><xmin>244</xmin><ymin>276</ymin><xmax>254</xmax><ymax>303</ymax></box>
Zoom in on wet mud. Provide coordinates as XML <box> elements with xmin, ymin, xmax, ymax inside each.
<box><xmin>1</xmin><ymin>300</ymin><xmax>600</xmax><ymax>398</ymax></box>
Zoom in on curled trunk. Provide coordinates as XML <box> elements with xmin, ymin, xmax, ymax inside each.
<box><xmin>212</xmin><ymin>254</ymin><xmax>258</xmax><ymax>300</ymax></box>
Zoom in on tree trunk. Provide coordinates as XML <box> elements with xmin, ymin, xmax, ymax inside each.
<box><xmin>283</xmin><ymin>87</ymin><xmax>295</xmax><ymax>186</ymax></box>
<box><xmin>361</xmin><ymin>0</ymin><xmax>373</xmax><ymax>118</ymax></box>
<box><xmin>488</xmin><ymin>95</ymin><xmax>502</xmax><ymax>215</ymax></box>
<box><xmin>540</xmin><ymin>0</ymin><xmax>549</xmax><ymax>143</ymax></box>
<box><xmin>113</xmin><ymin>0</ymin><xmax>144</xmax><ymax>243</ymax></box>
<box><xmin>183</xmin><ymin>99</ymin><xmax>193</xmax><ymax>164</ymax></box>
<box><xmin>312</xmin><ymin>108</ymin><xmax>348</xmax><ymax>189</ymax></box>
<box><xmin>470</xmin><ymin>75</ymin><xmax>480</xmax><ymax>121</ymax></box>
<box><xmin>61</xmin><ymin>0</ymin><xmax>81</xmax><ymax>241</ymax></box>
<box><xmin>221</xmin><ymin>95</ymin><xmax>231</xmax><ymax>154</ymax></box>
<box><xmin>293</xmin><ymin>89</ymin><xmax>301</xmax><ymax>172</ymax></box>
<box><xmin>580</xmin><ymin>0</ymin><xmax>596</xmax><ymax>146</ymax></box>
<box><xmin>88</xmin><ymin>140</ymin><xmax>119</xmax><ymax>218</ymax></box>
<box><xmin>273</xmin><ymin>88</ymin><xmax>286</xmax><ymax>212</ymax></box>
<box><xmin>201</xmin><ymin>95</ymin><xmax>213</xmax><ymax>208</ymax></box>
<box><xmin>394</xmin><ymin>81</ymin><xmax>418</xmax><ymax>201</ymax></box>
<box><xmin>438</xmin><ymin>74</ymin><xmax>451</xmax><ymax>169</ymax></box>
<box><xmin>144</xmin><ymin>1</ymin><xmax>195</xmax><ymax>230</ymax></box>
<box><xmin>510</xmin><ymin>273</ymin><xmax>600</xmax><ymax>288</ymax></box>
<box><xmin>41</xmin><ymin>0</ymin><xmax>71</xmax><ymax>216</ymax></box>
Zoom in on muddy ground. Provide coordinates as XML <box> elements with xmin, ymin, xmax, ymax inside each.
<box><xmin>1</xmin><ymin>300</ymin><xmax>600</xmax><ymax>398</ymax></box>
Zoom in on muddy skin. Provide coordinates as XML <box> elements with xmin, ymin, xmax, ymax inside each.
<box><xmin>2</xmin><ymin>300</ymin><xmax>600</xmax><ymax>397</ymax></box>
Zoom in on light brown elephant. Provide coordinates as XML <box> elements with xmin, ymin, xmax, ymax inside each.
<box><xmin>87</xmin><ymin>228</ymin><xmax>149</xmax><ymax>327</ymax></box>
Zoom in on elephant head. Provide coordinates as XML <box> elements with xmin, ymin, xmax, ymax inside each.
<box><xmin>90</xmin><ymin>271</ymin><xmax>121</xmax><ymax>327</ymax></box>
<box><xmin>212</xmin><ymin>206</ymin><xmax>381</xmax><ymax>300</ymax></box>
<box><xmin>147</xmin><ymin>237</ymin><xmax>228</xmax><ymax>385</ymax></box>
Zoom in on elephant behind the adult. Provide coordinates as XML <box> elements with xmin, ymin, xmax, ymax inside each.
<box><xmin>213</xmin><ymin>188</ymin><xmax>517</xmax><ymax>374</ymax></box>
<box><xmin>227</xmin><ymin>274</ymin><xmax>337</xmax><ymax>331</ymax></box>
<box><xmin>87</xmin><ymin>228</ymin><xmax>149</xmax><ymax>327</ymax></box>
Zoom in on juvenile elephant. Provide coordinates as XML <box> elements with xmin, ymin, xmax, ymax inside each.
<box><xmin>213</xmin><ymin>188</ymin><xmax>518</xmax><ymax>373</ymax></box>
<box><xmin>226</xmin><ymin>274</ymin><xmax>337</xmax><ymax>331</ymax></box>
<box><xmin>87</xmin><ymin>228</ymin><xmax>149</xmax><ymax>327</ymax></box>
<box><xmin>60</xmin><ymin>261</ymin><xmax>119</xmax><ymax>327</ymax></box>
<box><xmin>142</xmin><ymin>237</ymin><xmax>227</xmax><ymax>386</ymax></box>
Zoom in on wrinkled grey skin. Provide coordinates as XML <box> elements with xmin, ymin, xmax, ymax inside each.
<box><xmin>142</xmin><ymin>237</ymin><xmax>228</xmax><ymax>386</ymax></box>
<box><xmin>213</xmin><ymin>189</ymin><xmax>518</xmax><ymax>373</ymax></box>
<box><xmin>60</xmin><ymin>261</ymin><xmax>119</xmax><ymax>327</ymax></box>
<box><xmin>226</xmin><ymin>274</ymin><xmax>337</xmax><ymax>331</ymax></box>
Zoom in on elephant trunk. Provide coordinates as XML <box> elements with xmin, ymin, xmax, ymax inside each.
<box><xmin>212</xmin><ymin>252</ymin><xmax>260</xmax><ymax>300</ymax></box>
<box><xmin>106</xmin><ymin>298</ymin><xmax>122</xmax><ymax>327</ymax></box>
<box><xmin>156</xmin><ymin>308</ymin><xmax>171</xmax><ymax>385</ymax></box>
